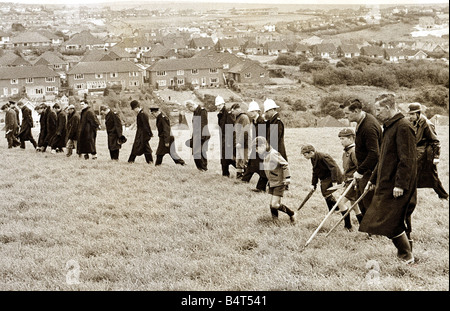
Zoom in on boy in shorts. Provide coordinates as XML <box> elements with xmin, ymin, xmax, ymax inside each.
<box><xmin>301</xmin><ymin>143</ymin><xmax>353</xmax><ymax>231</ymax></box>
<box><xmin>339</xmin><ymin>128</ymin><xmax>364</xmax><ymax>225</ymax></box>
<box><xmin>254</xmin><ymin>136</ymin><xmax>295</xmax><ymax>223</ymax></box>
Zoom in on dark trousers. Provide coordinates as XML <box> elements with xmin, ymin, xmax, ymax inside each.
<box><xmin>20</xmin><ymin>136</ymin><xmax>37</xmax><ymax>149</ymax></box>
<box><xmin>155</xmin><ymin>154</ymin><xmax>185</xmax><ymax>166</ymax></box>
<box><xmin>109</xmin><ymin>149</ymin><xmax>119</xmax><ymax>160</ymax></box>
<box><xmin>128</xmin><ymin>153</ymin><xmax>153</xmax><ymax>164</ymax></box>
<box><xmin>221</xmin><ymin>159</ymin><xmax>236</xmax><ymax>176</ymax></box>
<box><xmin>241</xmin><ymin>158</ymin><xmax>268</xmax><ymax>191</ymax></box>
<box><xmin>356</xmin><ymin>173</ymin><xmax>374</xmax><ymax>216</ymax></box>
<box><xmin>6</xmin><ymin>133</ymin><xmax>20</xmax><ymax>148</ymax></box>
<box><xmin>194</xmin><ymin>157</ymin><xmax>208</xmax><ymax>171</ymax></box>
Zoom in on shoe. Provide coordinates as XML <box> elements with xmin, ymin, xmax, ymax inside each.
<box><xmin>251</xmin><ymin>189</ymin><xmax>265</xmax><ymax>193</ymax></box>
<box><xmin>92</xmin><ymin>155</ymin><xmax>97</xmax><ymax>160</ymax></box>
<box><xmin>290</xmin><ymin>212</ymin><xmax>296</xmax><ymax>224</ymax></box>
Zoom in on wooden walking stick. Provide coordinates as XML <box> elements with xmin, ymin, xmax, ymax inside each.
<box><xmin>304</xmin><ymin>180</ymin><xmax>355</xmax><ymax>248</ymax></box>
<box><xmin>297</xmin><ymin>188</ymin><xmax>316</xmax><ymax>211</ymax></box>
<box><xmin>325</xmin><ymin>188</ymin><xmax>370</xmax><ymax>237</ymax></box>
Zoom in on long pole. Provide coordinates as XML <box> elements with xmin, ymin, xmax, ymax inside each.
<box><xmin>304</xmin><ymin>180</ymin><xmax>355</xmax><ymax>248</ymax></box>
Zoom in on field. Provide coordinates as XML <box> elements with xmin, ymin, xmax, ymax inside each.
<box><xmin>0</xmin><ymin>124</ymin><xmax>448</xmax><ymax>292</ymax></box>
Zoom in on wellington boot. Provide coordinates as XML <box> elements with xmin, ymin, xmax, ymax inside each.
<box><xmin>392</xmin><ymin>233</ymin><xmax>414</xmax><ymax>264</ymax></box>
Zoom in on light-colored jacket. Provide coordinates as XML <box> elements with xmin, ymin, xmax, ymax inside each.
<box><xmin>262</xmin><ymin>148</ymin><xmax>290</xmax><ymax>187</ymax></box>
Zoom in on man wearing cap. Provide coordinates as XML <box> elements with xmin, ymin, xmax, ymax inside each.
<box><xmin>185</xmin><ymin>101</ymin><xmax>210</xmax><ymax>171</ymax></box>
<box><xmin>150</xmin><ymin>107</ymin><xmax>185</xmax><ymax>166</ymax></box>
<box><xmin>342</xmin><ymin>98</ymin><xmax>382</xmax><ymax>218</ymax></box>
<box><xmin>230</xmin><ymin>103</ymin><xmax>251</xmax><ymax>179</ymax></box>
<box><xmin>128</xmin><ymin>100</ymin><xmax>153</xmax><ymax>164</ymax></box>
<box><xmin>360</xmin><ymin>95</ymin><xmax>417</xmax><ymax>264</ymax></box>
<box><xmin>77</xmin><ymin>101</ymin><xmax>101</xmax><ymax>160</ymax></box>
<box><xmin>17</xmin><ymin>101</ymin><xmax>37</xmax><ymax>149</ymax></box>
<box><xmin>407</xmin><ymin>103</ymin><xmax>448</xmax><ymax>200</ymax></box>
<box><xmin>216</xmin><ymin>95</ymin><xmax>236</xmax><ymax>177</ymax></box>
<box><xmin>1</xmin><ymin>103</ymin><xmax>20</xmax><ymax>148</ymax></box>
<box><xmin>35</xmin><ymin>103</ymin><xmax>50</xmax><ymax>152</ymax></box>
<box><xmin>50</xmin><ymin>103</ymin><xmax>67</xmax><ymax>154</ymax></box>
<box><xmin>66</xmin><ymin>104</ymin><xmax>80</xmax><ymax>157</ymax></box>
<box><xmin>100</xmin><ymin>105</ymin><xmax>124</xmax><ymax>161</ymax></box>
<box><xmin>241</xmin><ymin>100</ymin><xmax>268</xmax><ymax>192</ymax></box>
<box><xmin>264</xmin><ymin>98</ymin><xmax>287</xmax><ymax>161</ymax></box>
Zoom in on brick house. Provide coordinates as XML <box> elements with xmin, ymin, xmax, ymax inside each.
<box><xmin>33</xmin><ymin>51</ymin><xmax>69</xmax><ymax>73</ymax></box>
<box><xmin>384</xmin><ymin>48</ymin><xmax>408</xmax><ymax>62</ymax></box>
<box><xmin>147</xmin><ymin>57</ymin><xmax>223</xmax><ymax>89</ymax></box>
<box><xmin>311</xmin><ymin>43</ymin><xmax>337</xmax><ymax>59</ymax></box>
<box><xmin>215</xmin><ymin>38</ymin><xmax>241</xmax><ymax>53</ymax></box>
<box><xmin>227</xmin><ymin>60</ymin><xmax>270</xmax><ymax>84</ymax></box>
<box><xmin>10</xmin><ymin>31</ymin><xmax>52</xmax><ymax>51</ymax></box>
<box><xmin>63</xmin><ymin>30</ymin><xmax>105</xmax><ymax>51</ymax></box>
<box><xmin>0</xmin><ymin>65</ymin><xmax>60</xmax><ymax>99</ymax></box>
<box><xmin>242</xmin><ymin>40</ymin><xmax>262</xmax><ymax>55</ymax></box>
<box><xmin>67</xmin><ymin>61</ymin><xmax>143</xmax><ymax>95</ymax></box>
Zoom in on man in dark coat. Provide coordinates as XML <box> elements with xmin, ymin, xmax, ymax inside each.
<box><xmin>35</xmin><ymin>103</ymin><xmax>50</xmax><ymax>152</ymax></box>
<box><xmin>241</xmin><ymin>100</ymin><xmax>268</xmax><ymax>192</ymax></box>
<box><xmin>1</xmin><ymin>103</ymin><xmax>20</xmax><ymax>148</ymax></box>
<box><xmin>9</xmin><ymin>101</ymin><xmax>21</xmax><ymax>136</ymax></box>
<box><xmin>50</xmin><ymin>103</ymin><xmax>67</xmax><ymax>153</ymax></box>
<box><xmin>185</xmin><ymin>101</ymin><xmax>210</xmax><ymax>171</ymax></box>
<box><xmin>407</xmin><ymin>103</ymin><xmax>448</xmax><ymax>200</ymax></box>
<box><xmin>343</xmin><ymin>98</ymin><xmax>382</xmax><ymax>217</ymax></box>
<box><xmin>17</xmin><ymin>101</ymin><xmax>37</xmax><ymax>149</ymax></box>
<box><xmin>77</xmin><ymin>101</ymin><xmax>101</xmax><ymax>160</ymax></box>
<box><xmin>231</xmin><ymin>103</ymin><xmax>251</xmax><ymax>179</ymax></box>
<box><xmin>66</xmin><ymin>104</ymin><xmax>80</xmax><ymax>157</ymax></box>
<box><xmin>100</xmin><ymin>105</ymin><xmax>124</xmax><ymax>160</ymax></box>
<box><xmin>215</xmin><ymin>95</ymin><xmax>236</xmax><ymax>177</ymax></box>
<box><xmin>45</xmin><ymin>104</ymin><xmax>58</xmax><ymax>152</ymax></box>
<box><xmin>150</xmin><ymin>107</ymin><xmax>185</xmax><ymax>166</ymax></box>
<box><xmin>128</xmin><ymin>100</ymin><xmax>153</xmax><ymax>164</ymax></box>
<box><xmin>263</xmin><ymin>99</ymin><xmax>287</xmax><ymax>161</ymax></box>
<box><xmin>359</xmin><ymin>95</ymin><xmax>417</xmax><ymax>265</ymax></box>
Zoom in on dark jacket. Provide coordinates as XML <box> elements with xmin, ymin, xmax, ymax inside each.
<box><xmin>155</xmin><ymin>112</ymin><xmax>174</xmax><ymax>156</ymax></box>
<box><xmin>51</xmin><ymin>110</ymin><xmax>67</xmax><ymax>149</ymax></box>
<box><xmin>77</xmin><ymin>106</ymin><xmax>100</xmax><ymax>154</ymax></box>
<box><xmin>235</xmin><ymin>112</ymin><xmax>250</xmax><ymax>149</ymax></box>
<box><xmin>37</xmin><ymin>106</ymin><xmax>49</xmax><ymax>147</ymax></box>
<box><xmin>248</xmin><ymin>114</ymin><xmax>266</xmax><ymax>161</ymax></box>
<box><xmin>359</xmin><ymin>113</ymin><xmax>417</xmax><ymax>237</ymax></box>
<box><xmin>266</xmin><ymin>112</ymin><xmax>287</xmax><ymax>161</ymax></box>
<box><xmin>355</xmin><ymin>112</ymin><xmax>382</xmax><ymax>177</ymax></box>
<box><xmin>4</xmin><ymin>108</ymin><xmax>18</xmax><ymax>134</ymax></box>
<box><xmin>105</xmin><ymin>110</ymin><xmax>123</xmax><ymax>151</ymax></box>
<box><xmin>217</xmin><ymin>106</ymin><xmax>235</xmax><ymax>161</ymax></box>
<box><xmin>131</xmin><ymin>109</ymin><xmax>153</xmax><ymax>156</ymax></box>
<box><xmin>66</xmin><ymin>110</ymin><xmax>80</xmax><ymax>141</ymax></box>
<box><xmin>189</xmin><ymin>105</ymin><xmax>210</xmax><ymax>155</ymax></box>
<box><xmin>413</xmin><ymin>114</ymin><xmax>441</xmax><ymax>188</ymax></box>
<box><xmin>17</xmin><ymin>106</ymin><xmax>34</xmax><ymax>141</ymax></box>
<box><xmin>45</xmin><ymin>109</ymin><xmax>57</xmax><ymax>147</ymax></box>
<box><xmin>310</xmin><ymin>151</ymin><xmax>344</xmax><ymax>187</ymax></box>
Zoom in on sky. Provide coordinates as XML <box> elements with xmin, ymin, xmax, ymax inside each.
<box><xmin>0</xmin><ymin>0</ymin><xmax>448</xmax><ymax>5</ymax></box>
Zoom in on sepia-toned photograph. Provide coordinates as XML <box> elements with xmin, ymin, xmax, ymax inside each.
<box><xmin>0</xmin><ymin>0</ymin><xmax>448</xmax><ymax>298</ymax></box>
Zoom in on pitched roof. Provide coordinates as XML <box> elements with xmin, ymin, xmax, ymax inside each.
<box><xmin>33</xmin><ymin>51</ymin><xmax>67</xmax><ymax>65</ymax></box>
<box><xmin>162</xmin><ymin>37</ymin><xmax>187</xmax><ymax>50</ymax></box>
<box><xmin>114</xmin><ymin>36</ymin><xmax>152</xmax><ymax>49</ymax></box>
<box><xmin>190</xmin><ymin>37</ymin><xmax>215</xmax><ymax>48</ymax></box>
<box><xmin>37</xmin><ymin>30</ymin><xmax>62</xmax><ymax>40</ymax></box>
<box><xmin>64</xmin><ymin>30</ymin><xmax>104</xmax><ymax>46</ymax></box>
<box><xmin>0</xmin><ymin>52</ymin><xmax>31</xmax><ymax>67</ymax></box>
<box><xmin>67</xmin><ymin>61</ymin><xmax>141</xmax><ymax>75</ymax></box>
<box><xmin>108</xmin><ymin>46</ymin><xmax>135</xmax><ymax>58</ymax></box>
<box><xmin>80</xmin><ymin>50</ymin><xmax>114</xmax><ymax>62</ymax></box>
<box><xmin>228</xmin><ymin>59</ymin><xmax>265</xmax><ymax>73</ymax></box>
<box><xmin>216</xmin><ymin>38</ymin><xmax>241</xmax><ymax>48</ymax></box>
<box><xmin>0</xmin><ymin>65</ymin><xmax>58</xmax><ymax>79</ymax></box>
<box><xmin>361</xmin><ymin>45</ymin><xmax>384</xmax><ymax>55</ymax></box>
<box><xmin>338</xmin><ymin>44</ymin><xmax>360</xmax><ymax>54</ymax></box>
<box><xmin>313</xmin><ymin>43</ymin><xmax>337</xmax><ymax>53</ymax></box>
<box><xmin>264</xmin><ymin>41</ymin><xmax>288</xmax><ymax>50</ymax></box>
<box><xmin>142</xmin><ymin>44</ymin><xmax>171</xmax><ymax>58</ymax></box>
<box><xmin>384</xmin><ymin>48</ymin><xmax>406</xmax><ymax>57</ymax></box>
<box><xmin>10</xmin><ymin>31</ymin><xmax>51</xmax><ymax>44</ymax></box>
<box><xmin>148</xmin><ymin>57</ymin><xmax>220</xmax><ymax>72</ymax></box>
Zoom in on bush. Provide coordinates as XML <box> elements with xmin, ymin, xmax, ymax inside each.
<box><xmin>300</xmin><ymin>61</ymin><xmax>330</xmax><ymax>72</ymax></box>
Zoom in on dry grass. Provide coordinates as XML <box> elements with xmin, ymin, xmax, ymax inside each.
<box><xmin>0</xmin><ymin>125</ymin><xmax>448</xmax><ymax>291</ymax></box>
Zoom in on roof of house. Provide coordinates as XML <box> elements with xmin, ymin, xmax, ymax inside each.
<box><xmin>384</xmin><ymin>48</ymin><xmax>406</xmax><ymax>57</ymax></box>
<box><xmin>108</xmin><ymin>46</ymin><xmax>135</xmax><ymax>58</ymax></box>
<box><xmin>0</xmin><ymin>52</ymin><xmax>31</xmax><ymax>67</ymax></box>
<box><xmin>402</xmin><ymin>49</ymin><xmax>428</xmax><ymax>57</ymax></box>
<box><xmin>189</xmin><ymin>37</ymin><xmax>215</xmax><ymax>48</ymax></box>
<box><xmin>162</xmin><ymin>37</ymin><xmax>187</xmax><ymax>50</ymax></box>
<box><xmin>80</xmin><ymin>50</ymin><xmax>114</xmax><ymax>62</ymax></box>
<box><xmin>300</xmin><ymin>35</ymin><xmax>323</xmax><ymax>46</ymax></box>
<box><xmin>67</xmin><ymin>60</ymin><xmax>141</xmax><ymax>75</ymax></box>
<box><xmin>228</xmin><ymin>59</ymin><xmax>265</xmax><ymax>74</ymax></box>
<box><xmin>64</xmin><ymin>30</ymin><xmax>104</xmax><ymax>46</ymax></box>
<box><xmin>313</xmin><ymin>43</ymin><xmax>337</xmax><ymax>53</ymax></box>
<box><xmin>10</xmin><ymin>31</ymin><xmax>51</xmax><ymax>44</ymax></box>
<box><xmin>264</xmin><ymin>41</ymin><xmax>288</xmax><ymax>50</ymax></box>
<box><xmin>0</xmin><ymin>30</ymin><xmax>10</xmax><ymax>37</ymax></box>
<box><xmin>216</xmin><ymin>38</ymin><xmax>241</xmax><ymax>48</ymax></box>
<box><xmin>206</xmin><ymin>51</ymin><xmax>243</xmax><ymax>68</ymax></box>
<box><xmin>37</xmin><ymin>30</ymin><xmax>62</xmax><ymax>40</ymax></box>
<box><xmin>142</xmin><ymin>44</ymin><xmax>172</xmax><ymax>58</ymax></box>
<box><xmin>0</xmin><ymin>65</ymin><xmax>58</xmax><ymax>79</ymax></box>
<box><xmin>291</xmin><ymin>43</ymin><xmax>309</xmax><ymax>52</ymax></box>
<box><xmin>33</xmin><ymin>51</ymin><xmax>67</xmax><ymax>65</ymax></box>
<box><xmin>338</xmin><ymin>44</ymin><xmax>360</xmax><ymax>54</ymax></box>
<box><xmin>361</xmin><ymin>45</ymin><xmax>385</xmax><ymax>55</ymax></box>
<box><xmin>114</xmin><ymin>36</ymin><xmax>152</xmax><ymax>49</ymax></box>
<box><xmin>148</xmin><ymin>57</ymin><xmax>220</xmax><ymax>71</ymax></box>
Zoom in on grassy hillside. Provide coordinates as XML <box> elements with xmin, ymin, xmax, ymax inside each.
<box><xmin>0</xmin><ymin>126</ymin><xmax>448</xmax><ymax>291</ymax></box>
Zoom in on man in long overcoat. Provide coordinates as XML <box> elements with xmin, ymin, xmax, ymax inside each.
<box><xmin>185</xmin><ymin>101</ymin><xmax>210</xmax><ymax>171</ymax></box>
<box><xmin>100</xmin><ymin>105</ymin><xmax>124</xmax><ymax>160</ymax></box>
<box><xmin>66</xmin><ymin>105</ymin><xmax>80</xmax><ymax>157</ymax></box>
<box><xmin>50</xmin><ymin>103</ymin><xmax>67</xmax><ymax>153</ymax></box>
<box><xmin>35</xmin><ymin>103</ymin><xmax>50</xmax><ymax>152</ymax></box>
<box><xmin>77</xmin><ymin>101</ymin><xmax>100</xmax><ymax>160</ymax></box>
<box><xmin>231</xmin><ymin>103</ymin><xmax>251</xmax><ymax>179</ymax></box>
<box><xmin>17</xmin><ymin>101</ymin><xmax>37</xmax><ymax>149</ymax></box>
<box><xmin>128</xmin><ymin>100</ymin><xmax>153</xmax><ymax>164</ymax></box>
<box><xmin>406</xmin><ymin>103</ymin><xmax>448</xmax><ymax>200</ymax></box>
<box><xmin>263</xmin><ymin>99</ymin><xmax>287</xmax><ymax>161</ymax></box>
<box><xmin>1</xmin><ymin>103</ymin><xmax>20</xmax><ymax>148</ymax></box>
<box><xmin>241</xmin><ymin>100</ymin><xmax>268</xmax><ymax>192</ymax></box>
<box><xmin>359</xmin><ymin>95</ymin><xmax>417</xmax><ymax>264</ymax></box>
<box><xmin>216</xmin><ymin>95</ymin><xmax>236</xmax><ymax>177</ymax></box>
<box><xmin>343</xmin><ymin>98</ymin><xmax>382</xmax><ymax>217</ymax></box>
<box><xmin>150</xmin><ymin>107</ymin><xmax>185</xmax><ymax>166</ymax></box>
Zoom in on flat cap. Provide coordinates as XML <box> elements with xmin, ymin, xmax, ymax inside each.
<box><xmin>338</xmin><ymin>128</ymin><xmax>355</xmax><ymax>137</ymax></box>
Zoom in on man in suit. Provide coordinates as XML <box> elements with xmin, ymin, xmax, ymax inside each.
<box><xmin>185</xmin><ymin>101</ymin><xmax>210</xmax><ymax>171</ymax></box>
<box><xmin>1</xmin><ymin>103</ymin><xmax>20</xmax><ymax>148</ymax></box>
<box><xmin>16</xmin><ymin>101</ymin><xmax>37</xmax><ymax>149</ymax></box>
<box><xmin>128</xmin><ymin>100</ymin><xmax>153</xmax><ymax>164</ymax></box>
<box><xmin>100</xmin><ymin>105</ymin><xmax>124</xmax><ymax>161</ymax></box>
<box><xmin>150</xmin><ymin>107</ymin><xmax>185</xmax><ymax>166</ymax></box>
<box><xmin>216</xmin><ymin>95</ymin><xmax>236</xmax><ymax>177</ymax></box>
